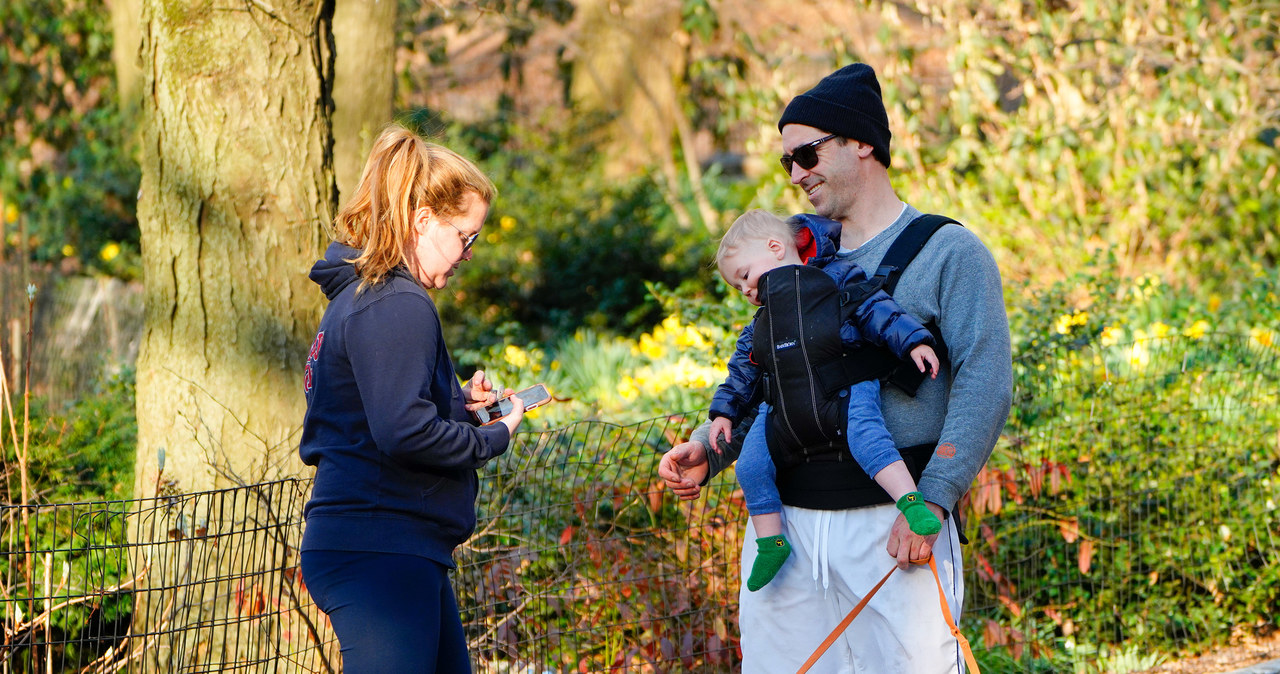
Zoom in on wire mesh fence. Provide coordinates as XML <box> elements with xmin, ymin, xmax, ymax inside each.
<box><xmin>0</xmin><ymin>264</ymin><xmax>142</xmax><ymax>411</ymax></box>
<box><xmin>456</xmin><ymin>414</ymin><xmax>741</xmax><ymax>671</ymax></box>
<box><xmin>1</xmin><ymin>479</ymin><xmax>333</xmax><ymax>674</ymax></box>
<box><xmin>963</xmin><ymin>332</ymin><xmax>1280</xmax><ymax>668</ymax></box>
<box><xmin>1</xmin><ymin>332</ymin><xmax>1276</xmax><ymax>672</ymax></box>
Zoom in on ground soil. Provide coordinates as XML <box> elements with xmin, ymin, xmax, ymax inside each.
<box><xmin>1136</xmin><ymin>631</ymin><xmax>1280</xmax><ymax>673</ymax></box>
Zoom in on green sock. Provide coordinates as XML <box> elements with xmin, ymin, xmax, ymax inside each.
<box><xmin>897</xmin><ymin>491</ymin><xmax>942</xmax><ymax>536</ymax></box>
<box><xmin>747</xmin><ymin>534</ymin><xmax>792</xmax><ymax>592</ymax></box>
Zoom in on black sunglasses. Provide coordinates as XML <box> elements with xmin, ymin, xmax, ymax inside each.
<box><xmin>779</xmin><ymin>134</ymin><xmax>839</xmax><ymax>174</ymax></box>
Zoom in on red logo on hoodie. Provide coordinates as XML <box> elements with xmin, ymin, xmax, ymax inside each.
<box><xmin>304</xmin><ymin>331</ymin><xmax>324</xmax><ymax>393</ymax></box>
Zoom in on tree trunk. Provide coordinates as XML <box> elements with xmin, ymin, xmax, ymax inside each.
<box><xmin>136</xmin><ymin>0</ymin><xmax>334</xmax><ymax>495</ymax></box>
<box><xmin>332</xmin><ymin>0</ymin><xmax>396</xmax><ymax>203</ymax></box>
<box><xmin>132</xmin><ymin>0</ymin><xmax>335</xmax><ymax>669</ymax></box>
<box><xmin>569</xmin><ymin>0</ymin><xmax>721</xmax><ymax>230</ymax></box>
<box><xmin>570</xmin><ymin>0</ymin><xmax>684</xmax><ymax>174</ymax></box>
<box><xmin>107</xmin><ymin>0</ymin><xmax>143</xmax><ymax>117</ymax></box>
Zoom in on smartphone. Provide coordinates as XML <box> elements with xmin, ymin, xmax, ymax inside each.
<box><xmin>473</xmin><ymin>384</ymin><xmax>553</xmax><ymax>425</ymax></box>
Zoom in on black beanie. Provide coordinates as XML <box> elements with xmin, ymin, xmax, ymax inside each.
<box><xmin>778</xmin><ymin>63</ymin><xmax>892</xmax><ymax>168</ymax></box>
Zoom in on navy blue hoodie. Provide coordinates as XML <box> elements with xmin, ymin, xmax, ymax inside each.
<box><xmin>299</xmin><ymin>242</ymin><xmax>511</xmax><ymax>567</ymax></box>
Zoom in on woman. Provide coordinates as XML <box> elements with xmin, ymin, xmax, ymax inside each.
<box><xmin>298</xmin><ymin>124</ymin><xmax>524</xmax><ymax>673</ymax></box>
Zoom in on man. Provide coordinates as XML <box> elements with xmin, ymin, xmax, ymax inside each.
<box><xmin>659</xmin><ymin>63</ymin><xmax>1012</xmax><ymax>672</ymax></box>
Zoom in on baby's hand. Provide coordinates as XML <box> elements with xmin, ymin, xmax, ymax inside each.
<box><xmin>709</xmin><ymin>417</ymin><xmax>733</xmax><ymax>454</ymax></box>
<box><xmin>911</xmin><ymin>345</ymin><xmax>940</xmax><ymax>379</ymax></box>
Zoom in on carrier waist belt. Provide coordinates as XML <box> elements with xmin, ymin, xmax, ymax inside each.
<box><xmin>775</xmin><ymin>442</ymin><xmax>936</xmax><ymax>510</ymax></box>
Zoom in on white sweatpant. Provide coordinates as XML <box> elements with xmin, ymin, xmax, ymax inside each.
<box><xmin>739</xmin><ymin>503</ymin><xmax>966</xmax><ymax>674</ymax></box>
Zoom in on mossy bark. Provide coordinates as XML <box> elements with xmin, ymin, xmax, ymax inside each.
<box><xmin>136</xmin><ymin>0</ymin><xmax>334</xmax><ymax>495</ymax></box>
<box><xmin>132</xmin><ymin>0</ymin><xmax>335</xmax><ymax>669</ymax></box>
<box><xmin>332</xmin><ymin>0</ymin><xmax>396</xmax><ymax>204</ymax></box>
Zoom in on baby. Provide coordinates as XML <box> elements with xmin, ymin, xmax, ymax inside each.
<box><xmin>710</xmin><ymin>209</ymin><xmax>941</xmax><ymax>591</ymax></box>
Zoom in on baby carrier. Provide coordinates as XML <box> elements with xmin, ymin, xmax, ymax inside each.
<box><xmin>754</xmin><ymin>214</ymin><xmax>958</xmax><ymax>510</ymax></box>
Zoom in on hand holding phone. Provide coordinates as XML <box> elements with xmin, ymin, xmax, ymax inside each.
<box><xmin>473</xmin><ymin>384</ymin><xmax>553</xmax><ymax>425</ymax></box>
<box><xmin>463</xmin><ymin>369</ymin><xmax>499</xmax><ymax>410</ymax></box>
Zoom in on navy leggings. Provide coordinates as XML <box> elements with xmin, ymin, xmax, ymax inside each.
<box><xmin>301</xmin><ymin>550</ymin><xmax>471</xmax><ymax>673</ymax></box>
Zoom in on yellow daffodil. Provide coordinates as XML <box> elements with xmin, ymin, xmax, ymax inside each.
<box><xmin>637</xmin><ymin>333</ymin><xmax>666</xmax><ymax>360</ymax></box>
<box><xmin>1054</xmin><ymin>310</ymin><xmax>1089</xmax><ymax>335</ymax></box>
<box><xmin>1128</xmin><ymin>341</ymin><xmax>1150</xmax><ymax>369</ymax></box>
<box><xmin>1250</xmin><ymin>327</ymin><xmax>1276</xmax><ymax>349</ymax></box>
<box><xmin>500</xmin><ymin>215</ymin><xmax>516</xmax><ymax>231</ymax></box>
<box><xmin>1099</xmin><ymin>326</ymin><xmax>1122</xmax><ymax>346</ymax></box>
<box><xmin>503</xmin><ymin>344</ymin><xmax>530</xmax><ymax>369</ymax></box>
<box><xmin>3</xmin><ymin>203</ymin><xmax>17</xmax><ymax>225</ymax></box>
<box><xmin>1184</xmin><ymin>320</ymin><xmax>1209</xmax><ymax>340</ymax></box>
<box><xmin>100</xmin><ymin>242</ymin><xmax>121</xmax><ymax>262</ymax></box>
<box><xmin>617</xmin><ymin>376</ymin><xmax>640</xmax><ymax>401</ymax></box>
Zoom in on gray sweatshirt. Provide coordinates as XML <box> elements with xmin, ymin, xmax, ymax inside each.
<box><xmin>695</xmin><ymin>204</ymin><xmax>1013</xmax><ymax>515</ymax></box>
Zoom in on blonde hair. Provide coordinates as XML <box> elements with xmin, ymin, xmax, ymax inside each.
<box><xmin>715</xmin><ymin>209</ymin><xmax>798</xmax><ymax>271</ymax></box>
<box><xmin>333</xmin><ymin>124</ymin><xmax>496</xmax><ymax>290</ymax></box>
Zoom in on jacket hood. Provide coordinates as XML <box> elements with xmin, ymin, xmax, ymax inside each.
<box><xmin>789</xmin><ymin>214</ymin><xmax>843</xmax><ymax>265</ymax></box>
<box><xmin>309</xmin><ymin>242</ymin><xmax>362</xmax><ymax>300</ymax></box>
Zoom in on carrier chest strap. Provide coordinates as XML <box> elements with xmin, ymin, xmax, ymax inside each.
<box><xmin>826</xmin><ymin>213</ymin><xmax>961</xmax><ymax>396</ymax></box>
<box><xmin>838</xmin><ymin>213</ymin><xmax>960</xmax><ymax>314</ymax></box>
<box><xmin>873</xmin><ymin>213</ymin><xmax>960</xmax><ymax>296</ymax></box>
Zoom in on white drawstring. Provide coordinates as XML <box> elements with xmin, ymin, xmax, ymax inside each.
<box><xmin>811</xmin><ymin>510</ymin><xmax>833</xmax><ymax>592</ymax></box>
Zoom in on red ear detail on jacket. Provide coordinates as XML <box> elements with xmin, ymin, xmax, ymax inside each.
<box><xmin>796</xmin><ymin>228</ymin><xmax>816</xmax><ymax>264</ymax></box>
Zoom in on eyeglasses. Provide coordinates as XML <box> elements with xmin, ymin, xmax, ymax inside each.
<box><xmin>446</xmin><ymin>221</ymin><xmax>479</xmax><ymax>252</ymax></box>
<box><xmin>779</xmin><ymin>134</ymin><xmax>839</xmax><ymax>174</ymax></box>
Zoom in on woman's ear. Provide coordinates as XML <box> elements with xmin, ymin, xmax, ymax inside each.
<box><xmin>413</xmin><ymin>206</ymin><xmax>434</xmax><ymax>234</ymax></box>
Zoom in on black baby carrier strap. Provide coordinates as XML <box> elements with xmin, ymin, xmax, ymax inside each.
<box><xmin>816</xmin><ymin>213</ymin><xmax>960</xmax><ymax>398</ymax></box>
<box><xmin>760</xmin><ymin>213</ymin><xmax>960</xmax><ymax>510</ymax></box>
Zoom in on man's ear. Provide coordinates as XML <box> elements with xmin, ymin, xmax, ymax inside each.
<box><xmin>852</xmin><ymin>140</ymin><xmax>875</xmax><ymax>160</ymax></box>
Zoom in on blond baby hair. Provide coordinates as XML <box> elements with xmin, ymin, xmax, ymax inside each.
<box><xmin>715</xmin><ymin>209</ymin><xmax>798</xmax><ymax>272</ymax></box>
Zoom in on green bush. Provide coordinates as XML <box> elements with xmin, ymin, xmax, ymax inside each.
<box><xmin>0</xmin><ymin>0</ymin><xmax>140</xmax><ymax>278</ymax></box>
<box><xmin>963</xmin><ymin>264</ymin><xmax>1279</xmax><ymax>668</ymax></box>
<box><xmin>877</xmin><ymin>0</ymin><xmax>1280</xmax><ymax>289</ymax></box>
<box><xmin>2</xmin><ymin>369</ymin><xmax>136</xmax><ymax>672</ymax></box>
<box><xmin>402</xmin><ymin>115</ymin><xmax>722</xmax><ymax>359</ymax></box>
<box><xmin>8</xmin><ymin>368</ymin><xmax>137</xmax><ymax>503</ymax></box>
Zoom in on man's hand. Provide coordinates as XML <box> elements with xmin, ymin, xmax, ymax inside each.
<box><xmin>886</xmin><ymin>501</ymin><xmax>945</xmax><ymax>569</ymax></box>
<box><xmin>658</xmin><ymin>440</ymin><xmax>709</xmax><ymax>500</ymax></box>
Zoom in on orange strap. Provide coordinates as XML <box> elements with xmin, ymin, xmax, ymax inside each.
<box><xmin>796</xmin><ymin>556</ymin><xmax>981</xmax><ymax>674</ymax></box>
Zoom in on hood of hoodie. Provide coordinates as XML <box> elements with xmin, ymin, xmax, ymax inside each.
<box><xmin>789</xmin><ymin>214</ymin><xmax>844</xmax><ymax>265</ymax></box>
<box><xmin>309</xmin><ymin>242</ymin><xmax>363</xmax><ymax>300</ymax></box>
